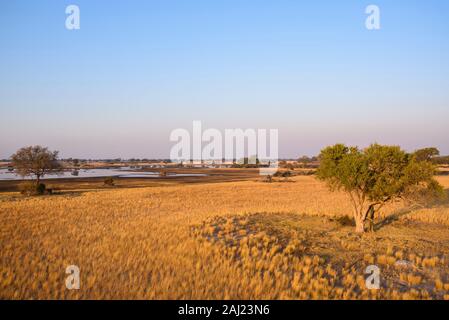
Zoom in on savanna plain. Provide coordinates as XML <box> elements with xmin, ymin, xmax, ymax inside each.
<box><xmin>1</xmin><ymin>173</ymin><xmax>449</xmax><ymax>300</ymax></box>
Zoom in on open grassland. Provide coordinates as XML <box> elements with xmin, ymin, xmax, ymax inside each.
<box><xmin>1</xmin><ymin>175</ymin><xmax>449</xmax><ymax>299</ymax></box>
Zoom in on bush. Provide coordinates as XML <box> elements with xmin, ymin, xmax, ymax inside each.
<box><xmin>273</xmin><ymin>171</ymin><xmax>282</xmax><ymax>177</ymax></box>
<box><xmin>36</xmin><ymin>183</ymin><xmax>46</xmax><ymax>194</ymax></box>
<box><xmin>282</xmin><ymin>171</ymin><xmax>292</xmax><ymax>177</ymax></box>
<box><xmin>273</xmin><ymin>171</ymin><xmax>292</xmax><ymax>178</ymax></box>
<box><xmin>104</xmin><ymin>177</ymin><xmax>115</xmax><ymax>186</ymax></box>
<box><xmin>262</xmin><ymin>175</ymin><xmax>273</xmax><ymax>183</ymax></box>
<box><xmin>19</xmin><ymin>182</ymin><xmax>47</xmax><ymax>196</ymax></box>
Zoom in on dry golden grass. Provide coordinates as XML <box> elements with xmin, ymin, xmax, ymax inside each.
<box><xmin>1</xmin><ymin>175</ymin><xmax>448</xmax><ymax>299</ymax></box>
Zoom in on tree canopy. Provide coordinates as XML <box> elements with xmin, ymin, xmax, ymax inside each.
<box><xmin>11</xmin><ymin>146</ymin><xmax>62</xmax><ymax>184</ymax></box>
<box><xmin>414</xmin><ymin>147</ymin><xmax>440</xmax><ymax>162</ymax></box>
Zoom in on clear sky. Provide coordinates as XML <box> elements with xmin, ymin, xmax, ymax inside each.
<box><xmin>1</xmin><ymin>0</ymin><xmax>448</xmax><ymax>159</ymax></box>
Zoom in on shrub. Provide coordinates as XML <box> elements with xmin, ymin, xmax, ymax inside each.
<box><xmin>263</xmin><ymin>175</ymin><xmax>273</xmax><ymax>183</ymax></box>
<box><xmin>282</xmin><ymin>171</ymin><xmax>292</xmax><ymax>177</ymax></box>
<box><xmin>19</xmin><ymin>182</ymin><xmax>47</xmax><ymax>196</ymax></box>
<box><xmin>273</xmin><ymin>171</ymin><xmax>283</xmax><ymax>177</ymax></box>
<box><xmin>36</xmin><ymin>183</ymin><xmax>46</xmax><ymax>194</ymax></box>
<box><xmin>273</xmin><ymin>171</ymin><xmax>292</xmax><ymax>178</ymax></box>
<box><xmin>104</xmin><ymin>177</ymin><xmax>115</xmax><ymax>186</ymax></box>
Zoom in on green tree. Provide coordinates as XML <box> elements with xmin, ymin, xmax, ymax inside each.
<box><xmin>72</xmin><ymin>158</ymin><xmax>80</xmax><ymax>167</ymax></box>
<box><xmin>298</xmin><ymin>156</ymin><xmax>312</xmax><ymax>163</ymax></box>
<box><xmin>414</xmin><ymin>147</ymin><xmax>440</xmax><ymax>162</ymax></box>
<box><xmin>11</xmin><ymin>146</ymin><xmax>62</xmax><ymax>184</ymax></box>
<box><xmin>317</xmin><ymin>143</ymin><xmax>444</xmax><ymax>233</ymax></box>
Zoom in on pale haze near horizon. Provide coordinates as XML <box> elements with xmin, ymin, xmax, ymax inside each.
<box><xmin>1</xmin><ymin>0</ymin><xmax>448</xmax><ymax>159</ymax></box>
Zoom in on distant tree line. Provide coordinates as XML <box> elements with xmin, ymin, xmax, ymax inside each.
<box><xmin>433</xmin><ymin>156</ymin><xmax>449</xmax><ymax>165</ymax></box>
<box><xmin>411</xmin><ymin>147</ymin><xmax>449</xmax><ymax>166</ymax></box>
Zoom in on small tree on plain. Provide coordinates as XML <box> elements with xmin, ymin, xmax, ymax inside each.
<box><xmin>103</xmin><ymin>177</ymin><xmax>115</xmax><ymax>186</ymax></box>
<box><xmin>11</xmin><ymin>146</ymin><xmax>62</xmax><ymax>185</ymax></box>
<box><xmin>414</xmin><ymin>147</ymin><xmax>440</xmax><ymax>162</ymax></box>
<box><xmin>317</xmin><ymin>143</ymin><xmax>444</xmax><ymax>233</ymax></box>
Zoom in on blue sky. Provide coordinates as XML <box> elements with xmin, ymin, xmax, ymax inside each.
<box><xmin>1</xmin><ymin>0</ymin><xmax>448</xmax><ymax>158</ymax></box>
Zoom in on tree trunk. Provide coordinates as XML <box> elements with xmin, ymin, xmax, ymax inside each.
<box><xmin>354</xmin><ymin>215</ymin><xmax>365</xmax><ymax>233</ymax></box>
<box><xmin>365</xmin><ymin>204</ymin><xmax>376</xmax><ymax>232</ymax></box>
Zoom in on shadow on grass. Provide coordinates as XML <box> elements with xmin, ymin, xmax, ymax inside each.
<box><xmin>417</xmin><ymin>187</ymin><xmax>449</xmax><ymax>208</ymax></box>
<box><xmin>0</xmin><ymin>190</ymin><xmax>86</xmax><ymax>202</ymax></box>
<box><xmin>374</xmin><ymin>189</ymin><xmax>449</xmax><ymax>231</ymax></box>
<box><xmin>374</xmin><ymin>209</ymin><xmax>412</xmax><ymax>231</ymax></box>
<box><xmin>51</xmin><ymin>190</ymin><xmax>86</xmax><ymax>198</ymax></box>
<box><xmin>440</xmin><ymin>188</ymin><xmax>449</xmax><ymax>206</ymax></box>
<box><xmin>375</xmin><ymin>188</ymin><xmax>449</xmax><ymax>231</ymax></box>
